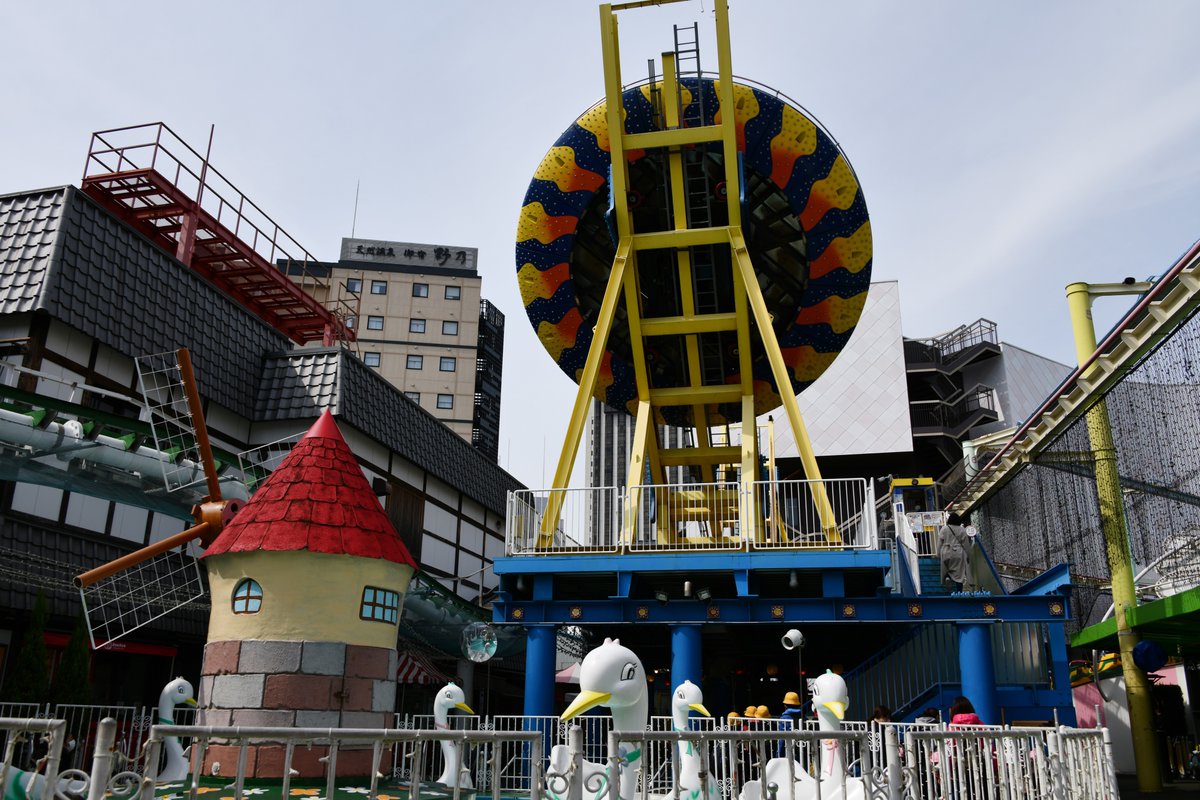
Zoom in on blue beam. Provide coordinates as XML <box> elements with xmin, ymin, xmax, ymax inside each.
<box><xmin>494</xmin><ymin>593</ymin><xmax>1071</xmax><ymax>625</ymax></box>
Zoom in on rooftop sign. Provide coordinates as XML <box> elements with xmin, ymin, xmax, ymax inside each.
<box><xmin>340</xmin><ymin>237</ymin><xmax>478</xmax><ymax>272</ymax></box>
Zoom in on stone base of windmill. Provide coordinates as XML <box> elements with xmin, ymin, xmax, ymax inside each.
<box><xmin>198</xmin><ymin>640</ymin><xmax>398</xmax><ymax>778</ymax></box>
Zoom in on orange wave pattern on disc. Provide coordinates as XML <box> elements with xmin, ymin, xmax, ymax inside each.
<box><xmin>517</xmin><ymin>202</ymin><xmax>578</xmax><ymax>245</ymax></box>
<box><xmin>792</xmin><ymin>292</ymin><xmax>869</xmax><ymax>336</ymax></box>
<box><xmin>518</xmin><ymin>261</ymin><xmax>570</xmax><ymax>306</ymax></box>
<box><xmin>808</xmin><ymin>221</ymin><xmax>873</xmax><ymax>281</ymax></box>
<box><xmin>537</xmin><ymin>307</ymin><xmax>583</xmax><ymax>362</ymax></box>
<box><xmin>799</xmin><ymin>155</ymin><xmax>860</xmax><ymax>230</ymax></box>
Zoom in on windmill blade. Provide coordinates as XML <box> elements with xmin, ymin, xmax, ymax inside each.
<box><xmin>134</xmin><ymin>349</ymin><xmax>222</xmax><ymax>499</ymax></box>
<box><xmin>74</xmin><ymin>521</ymin><xmax>213</xmax><ymax>648</ymax></box>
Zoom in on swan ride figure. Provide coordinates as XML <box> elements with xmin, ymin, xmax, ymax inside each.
<box><xmin>432</xmin><ymin>682</ymin><xmax>476</xmax><ymax>789</ymax></box>
<box><xmin>156</xmin><ymin>677</ymin><xmax>199</xmax><ymax>782</ymax></box>
<box><xmin>550</xmin><ymin>638</ymin><xmax>648</xmax><ymax>800</ymax></box>
<box><xmin>739</xmin><ymin>671</ymin><xmax>863</xmax><ymax>800</ymax></box>
<box><xmin>671</xmin><ymin>680</ymin><xmax>717</xmax><ymax>800</ymax></box>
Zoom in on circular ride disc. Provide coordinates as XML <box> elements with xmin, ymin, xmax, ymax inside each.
<box><xmin>517</xmin><ymin>78</ymin><xmax>871</xmax><ymax>426</ymax></box>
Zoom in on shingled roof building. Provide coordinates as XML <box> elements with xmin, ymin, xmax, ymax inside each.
<box><xmin>0</xmin><ymin>184</ymin><xmax>522</xmax><ymax>709</ymax></box>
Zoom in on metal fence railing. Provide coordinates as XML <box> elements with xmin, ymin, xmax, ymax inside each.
<box><xmin>3</xmin><ymin>714</ymin><xmax>1119</xmax><ymax>800</ymax></box>
<box><xmin>508</xmin><ymin>478</ymin><xmax>876</xmax><ymax>555</ymax></box>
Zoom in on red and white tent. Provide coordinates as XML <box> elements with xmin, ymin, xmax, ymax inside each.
<box><xmin>397</xmin><ymin>650</ymin><xmax>450</xmax><ymax>684</ymax></box>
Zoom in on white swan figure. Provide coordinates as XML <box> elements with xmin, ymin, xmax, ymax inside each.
<box><xmin>671</xmin><ymin>680</ymin><xmax>717</xmax><ymax>800</ymax></box>
<box><xmin>550</xmin><ymin>638</ymin><xmax>648</xmax><ymax>800</ymax></box>
<box><xmin>433</xmin><ymin>682</ymin><xmax>475</xmax><ymax>789</ymax></box>
<box><xmin>156</xmin><ymin>677</ymin><xmax>199</xmax><ymax>782</ymax></box>
<box><xmin>741</xmin><ymin>671</ymin><xmax>863</xmax><ymax>800</ymax></box>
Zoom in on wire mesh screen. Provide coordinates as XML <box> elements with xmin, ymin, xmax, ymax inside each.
<box><xmin>134</xmin><ymin>351</ymin><xmax>204</xmax><ymax>494</ymax></box>
<box><xmin>976</xmin><ymin>305</ymin><xmax>1200</xmax><ymax>631</ymax></box>
<box><xmin>79</xmin><ymin>546</ymin><xmax>207</xmax><ymax>648</ymax></box>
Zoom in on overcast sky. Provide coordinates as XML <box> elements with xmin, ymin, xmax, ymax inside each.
<box><xmin>4</xmin><ymin>1</ymin><xmax>1199</xmax><ymax>489</ymax></box>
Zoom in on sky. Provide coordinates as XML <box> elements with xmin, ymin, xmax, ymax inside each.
<box><xmin>3</xmin><ymin>0</ymin><xmax>1199</xmax><ymax>490</ymax></box>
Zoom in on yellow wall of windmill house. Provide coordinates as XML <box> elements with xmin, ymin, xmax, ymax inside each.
<box><xmin>206</xmin><ymin>550</ymin><xmax>414</xmax><ymax>649</ymax></box>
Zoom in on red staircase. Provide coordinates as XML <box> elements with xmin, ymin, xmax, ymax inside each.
<box><xmin>80</xmin><ymin>123</ymin><xmax>354</xmax><ymax>345</ymax></box>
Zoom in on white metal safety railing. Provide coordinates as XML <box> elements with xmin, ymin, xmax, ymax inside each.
<box><xmin>749</xmin><ymin>478</ymin><xmax>876</xmax><ymax>550</ymax></box>
<box><xmin>508</xmin><ymin>487</ymin><xmax>623</xmax><ymax>554</ymax></box>
<box><xmin>902</xmin><ymin>725</ymin><xmax>1118</xmax><ymax>800</ymax></box>
<box><xmin>7</xmin><ymin>714</ymin><xmax>1120</xmax><ymax>800</ymax></box>
<box><xmin>507</xmin><ymin>478</ymin><xmax>877</xmax><ymax>555</ymax></box>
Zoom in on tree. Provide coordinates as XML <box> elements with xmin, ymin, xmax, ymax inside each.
<box><xmin>50</xmin><ymin>613</ymin><xmax>92</xmax><ymax>706</ymax></box>
<box><xmin>2</xmin><ymin>590</ymin><xmax>50</xmax><ymax>703</ymax></box>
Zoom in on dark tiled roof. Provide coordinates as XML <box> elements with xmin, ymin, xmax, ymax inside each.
<box><xmin>0</xmin><ymin>188</ymin><xmax>66</xmax><ymax>315</ymax></box>
<box><xmin>205</xmin><ymin>411</ymin><xmax>416</xmax><ymax>567</ymax></box>
<box><xmin>255</xmin><ymin>349</ymin><xmax>525</xmax><ymax>515</ymax></box>
<box><xmin>3</xmin><ymin>186</ymin><xmax>294</xmax><ymax>418</ymax></box>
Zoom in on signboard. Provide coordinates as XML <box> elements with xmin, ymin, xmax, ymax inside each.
<box><xmin>340</xmin><ymin>238</ymin><xmax>478</xmax><ymax>272</ymax></box>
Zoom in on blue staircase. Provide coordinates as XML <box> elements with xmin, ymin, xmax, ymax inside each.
<box><xmin>917</xmin><ymin>556</ymin><xmax>953</xmax><ymax>596</ymax></box>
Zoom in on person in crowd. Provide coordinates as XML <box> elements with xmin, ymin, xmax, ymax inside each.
<box><xmin>871</xmin><ymin>705</ymin><xmax>893</xmax><ymax>724</ymax></box>
<box><xmin>948</xmin><ymin>696</ymin><xmax>983</xmax><ymax>726</ymax></box>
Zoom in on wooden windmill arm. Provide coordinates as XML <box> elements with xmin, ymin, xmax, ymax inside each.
<box><xmin>73</xmin><ymin>521</ymin><xmax>211</xmax><ymax>588</ymax></box>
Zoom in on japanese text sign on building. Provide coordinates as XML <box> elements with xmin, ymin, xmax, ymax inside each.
<box><xmin>341</xmin><ymin>238</ymin><xmax>477</xmax><ymax>272</ymax></box>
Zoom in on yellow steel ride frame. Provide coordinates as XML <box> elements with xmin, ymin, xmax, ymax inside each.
<box><xmin>539</xmin><ymin>0</ymin><xmax>838</xmax><ymax>547</ymax></box>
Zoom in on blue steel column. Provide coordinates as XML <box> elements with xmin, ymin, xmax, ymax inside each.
<box><xmin>1047</xmin><ymin>622</ymin><xmax>1077</xmax><ymax>725</ymax></box>
<box><xmin>671</xmin><ymin>624</ymin><xmax>703</xmax><ymax>687</ymax></box>
<box><xmin>524</xmin><ymin>624</ymin><xmax>557</xmax><ymax>717</ymax></box>
<box><xmin>957</xmin><ymin>623</ymin><xmax>999</xmax><ymax>724</ymax></box>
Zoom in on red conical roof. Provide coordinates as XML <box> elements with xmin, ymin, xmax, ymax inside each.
<box><xmin>204</xmin><ymin>411</ymin><xmax>416</xmax><ymax>567</ymax></box>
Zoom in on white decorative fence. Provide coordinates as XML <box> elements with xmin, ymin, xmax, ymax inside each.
<box><xmin>0</xmin><ymin>715</ymin><xmax>1118</xmax><ymax>800</ymax></box>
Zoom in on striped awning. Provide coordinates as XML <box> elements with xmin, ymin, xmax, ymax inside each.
<box><xmin>396</xmin><ymin>650</ymin><xmax>450</xmax><ymax>684</ymax></box>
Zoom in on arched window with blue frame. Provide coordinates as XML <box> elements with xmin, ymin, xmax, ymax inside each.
<box><xmin>232</xmin><ymin>578</ymin><xmax>263</xmax><ymax>614</ymax></box>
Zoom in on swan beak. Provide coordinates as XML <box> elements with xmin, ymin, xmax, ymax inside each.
<box><xmin>455</xmin><ymin>702</ymin><xmax>475</xmax><ymax>714</ymax></box>
<box><xmin>823</xmin><ymin>701</ymin><xmax>846</xmax><ymax>720</ymax></box>
<box><xmin>561</xmin><ymin>689</ymin><xmax>611</xmax><ymax>721</ymax></box>
<box><xmin>689</xmin><ymin>703</ymin><xmax>711</xmax><ymax>718</ymax></box>
<box><xmin>184</xmin><ymin>698</ymin><xmax>198</xmax><ymax>707</ymax></box>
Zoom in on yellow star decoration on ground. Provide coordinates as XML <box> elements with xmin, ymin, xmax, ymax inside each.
<box><xmin>290</xmin><ymin>790</ymin><xmax>323</xmax><ymax>796</ymax></box>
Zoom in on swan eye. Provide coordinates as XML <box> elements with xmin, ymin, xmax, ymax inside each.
<box><xmin>676</xmin><ymin>690</ymin><xmax>685</xmax><ymax>700</ymax></box>
<box><xmin>620</xmin><ymin>663</ymin><xmax>636</xmax><ymax>681</ymax></box>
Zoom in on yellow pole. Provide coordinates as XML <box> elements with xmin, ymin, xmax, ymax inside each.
<box><xmin>1065</xmin><ymin>281</ymin><xmax>1161</xmax><ymax>793</ymax></box>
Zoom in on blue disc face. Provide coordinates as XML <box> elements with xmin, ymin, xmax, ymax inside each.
<box><xmin>517</xmin><ymin>79</ymin><xmax>871</xmax><ymax>426</ymax></box>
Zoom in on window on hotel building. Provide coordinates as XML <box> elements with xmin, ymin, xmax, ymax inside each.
<box><xmin>364</xmin><ymin>352</ymin><xmax>381</xmax><ymax>368</ymax></box>
<box><xmin>413</xmin><ymin>283</ymin><xmax>429</xmax><ymax>298</ymax></box>
<box><xmin>442</xmin><ymin>320</ymin><xmax>459</xmax><ymax>336</ymax></box>
<box><xmin>445</xmin><ymin>285</ymin><xmax>461</xmax><ymax>300</ymax></box>
<box><xmin>367</xmin><ymin>316</ymin><xmax>384</xmax><ymax>330</ymax></box>
<box><xmin>404</xmin><ymin>391</ymin><xmax>420</xmax><ymax>403</ymax></box>
<box><xmin>360</xmin><ymin>586</ymin><xmax>399</xmax><ymax>623</ymax></box>
<box><xmin>436</xmin><ymin>393</ymin><xmax>453</xmax><ymax>409</ymax></box>
<box><xmin>370</xmin><ymin>280</ymin><xmax>388</xmax><ymax>295</ymax></box>
<box><xmin>440</xmin><ymin>357</ymin><xmax>456</xmax><ymax>372</ymax></box>
<box><xmin>410</xmin><ymin>318</ymin><xmax>426</xmax><ymax>334</ymax></box>
<box><xmin>346</xmin><ymin>278</ymin><xmax>362</xmax><ymax>294</ymax></box>
<box><xmin>407</xmin><ymin>355</ymin><xmax>423</xmax><ymax>369</ymax></box>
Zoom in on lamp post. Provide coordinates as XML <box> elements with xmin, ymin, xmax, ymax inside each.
<box><xmin>782</xmin><ymin>628</ymin><xmax>806</xmax><ymax>707</ymax></box>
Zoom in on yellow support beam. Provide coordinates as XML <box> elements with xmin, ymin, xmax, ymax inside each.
<box><xmin>659</xmin><ymin>446</ymin><xmax>742</xmax><ymax>467</ymax></box>
<box><xmin>640</xmin><ymin>313</ymin><xmax>739</xmax><ymax>336</ymax></box>
<box><xmin>649</xmin><ymin>384</ymin><xmax>743</xmax><ymax>406</ymax></box>
<box><xmin>623</xmin><ymin>126</ymin><xmax>724</xmax><ymax>150</ymax></box>
<box><xmin>632</xmin><ymin>228</ymin><xmax>731</xmax><ymax>251</ymax></box>
<box><xmin>622</xmin><ymin>399</ymin><xmax>654</xmax><ymax>544</ymax></box>
<box><xmin>729</xmin><ymin>228</ymin><xmax>839</xmax><ymax>540</ymax></box>
<box><xmin>1066</xmin><ymin>281</ymin><xmax>1161</xmax><ymax>793</ymax></box>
